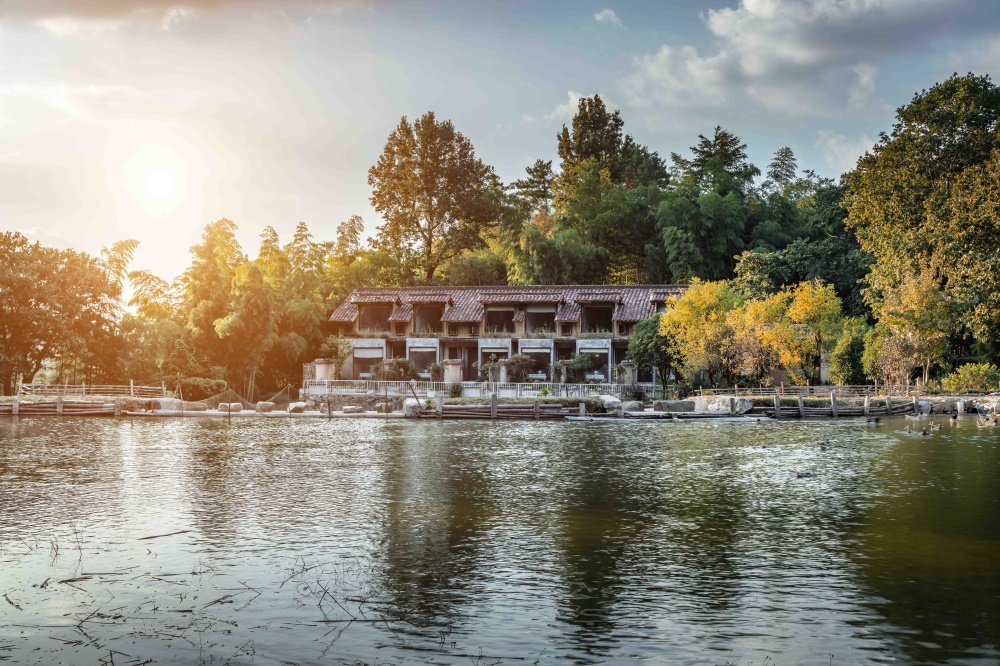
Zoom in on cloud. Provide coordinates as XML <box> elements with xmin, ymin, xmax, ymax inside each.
<box><xmin>594</xmin><ymin>8</ymin><xmax>622</xmax><ymax>27</ymax></box>
<box><xmin>0</xmin><ymin>0</ymin><xmax>351</xmax><ymax>31</ymax></box>
<box><xmin>521</xmin><ymin>91</ymin><xmax>621</xmax><ymax>126</ymax></box>
<box><xmin>815</xmin><ymin>129</ymin><xmax>874</xmax><ymax>173</ymax></box>
<box><xmin>623</xmin><ymin>0</ymin><xmax>1000</xmax><ymax>125</ymax></box>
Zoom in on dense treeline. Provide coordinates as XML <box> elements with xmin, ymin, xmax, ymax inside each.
<box><xmin>3</xmin><ymin>73</ymin><xmax>999</xmax><ymax>396</ymax></box>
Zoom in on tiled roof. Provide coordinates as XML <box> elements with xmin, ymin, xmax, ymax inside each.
<box><xmin>478</xmin><ymin>292</ymin><xmax>563</xmax><ymax>304</ymax></box>
<box><xmin>388</xmin><ymin>304</ymin><xmax>413</xmax><ymax>322</ymax></box>
<box><xmin>329</xmin><ymin>284</ymin><xmax>686</xmax><ymax>325</ymax></box>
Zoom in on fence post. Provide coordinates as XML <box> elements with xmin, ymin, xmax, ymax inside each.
<box><xmin>162</xmin><ymin>381</ymin><xmax>166</xmax><ymax>397</ymax></box>
<box><xmin>114</xmin><ymin>397</ymin><xmax>122</xmax><ymax>417</ymax></box>
<box><xmin>798</xmin><ymin>395</ymin><xmax>805</xmax><ymax>419</ymax></box>
<box><xmin>773</xmin><ymin>393</ymin><xmax>781</xmax><ymax>419</ymax></box>
<box><xmin>436</xmin><ymin>395</ymin><xmax>443</xmax><ymax>419</ymax></box>
<box><xmin>579</xmin><ymin>402</ymin><xmax>586</xmax><ymax>416</ymax></box>
<box><xmin>957</xmin><ymin>399</ymin><xmax>965</xmax><ymax>415</ymax></box>
<box><xmin>56</xmin><ymin>395</ymin><xmax>63</xmax><ymax>415</ymax></box>
<box><xmin>885</xmin><ymin>395</ymin><xmax>892</xmax><ymax>415</ymax></box>
<box><xmin>864</xmin><ymin>395</ymin><xmax>870</xmax><ymax>417</ymax></box>
<box><xmin>130</xmin><ymin>380</ymin><xmax>134</xmax><ymax>397</ymax></box>
<box><xmin>729</xmin><ymin>397</ymin><xmax>736</xmax><ymax>416</ymax></box>
<box><xmin>831</xmin><ymin>392</ymin><xmax>839</xmax><ymax>418</ymax></box>
<box><xmin>533</xmin><ymin>402</ymin><xmax>539</xmax><ymax>420</ymax></box>
<box><xmin>491</xmin><ymin>393</ymin><xmax>497</xmax><ymax>420</ymax></box>
<box><xmin>81</xmin><ymin>382</ymin><xmax>86</xmax><ymax>396</ymax></box>
<box><xmin>912</xmin><ymin>395</ymin><xmax>919</xmax><ymax>413</ymax></box>
<box><xmin>11</xmin><ymin>398</ymin><xmax>18</xmax><ymax>416</ymax></box>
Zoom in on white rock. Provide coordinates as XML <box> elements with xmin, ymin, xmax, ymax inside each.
<box><xmin>598</xmin><ymin>395</ymin><xmax>623</xmax><ymax>412</ymax></box>
<box><xmin>403</xmin><ymin>398</ymin><xmax>422</xmax><ymax>418</ymax></box>
<box><xmin>343</xmin><ymin>405</ymin><xmax>364</xmax><ymax>414</ymax></box>
<box><xmin>652</xmin><ymin>400</ymin><xmax>695</xmax><ymax>412</ymax></box>
<box><xmin>622</xmin><ymin>400</ymin><xmax>644</xmax><ymax>412</ymax></box>
<box><xmin>288</xmin><ymin>402</ymin><xmax>307</xmax><ymax>414</ymax></box>
<box><xmin>692</xmin><ymin>396</ymin><xmax>752</xmax><ymax>414</ymax></box>
<box><xmin>256</xmin><ymin>401</ymin><xmax>275</xmax><ymax>413</ymax></box>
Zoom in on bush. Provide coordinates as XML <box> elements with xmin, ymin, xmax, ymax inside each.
<box><xmin>426</xmin><ymin>362</ymin><xmax>445</xmax><ymax>382</ymax></box>
<box><xmin>506</xmin><ymin>354</ymin><xmax>536</xmax><ymax>382</ymax></box>
<box><xmin>941</xmin><ymin>363</ymin><xmax>1000</xmax><ymax>393</ymax></box>
<box><xmin>180</xmin><ymin>377</ymin><xmax>227</xmax><ymax>401</ymax></box>
<box><xmin>372</xmin><ymin>359</ymin><xmax>419</xmax><ymax>381</ymax></box>
<box><xmin>622</xmin><ymin>384</ymin><xmax>646</xmax><ymax>401</ymax></box>
<box><xmin>448</xmin><ymin>382</ymin><xmax>463</xmax><ymax>398</ymax></box>
<box><xmin>559</xmin><ymin>354</ymin><xmax>594</xmax><ymax>383</ymax></box>
<box><xmin>829</xmin><ymin>319</ymin><xmax>869</xmax><ymax>385</ymax></box>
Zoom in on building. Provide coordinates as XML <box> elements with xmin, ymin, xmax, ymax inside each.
<box><xmin>313</xmin><ymin>284</ymin><xmax>685</xmax><ymax>383</ymax></box>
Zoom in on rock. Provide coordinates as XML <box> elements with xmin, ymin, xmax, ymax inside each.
<box><xmin>598</xmin><ymin>395</ymin><xmax>623</xmax><ymax>412</ymax></box>
<box><xmin>183</xmin><ymin>401</ymin><xmax>208</xmax><ymax>411</ymax></box>
<box><xmin>403</xmin><ymin>398</ymin><xmax>422</xmax><ymax>418</ymax></box>
<box><xmin>288</xmin><ymin>401</ymin><xmax>307</xmax><ymax>414</ymax></box>
<box><xmin>622</xmin><ymin>400</ymin><xmax>644</xmax><ymax>412</ymax></box>
<box><xmin>919</xmin><ymin>400</ymin><xmax>932</xmax><ymax>414</ymax></box>
<box><xmin>375</xmin><ymin>402</ymin><xmax>392</xmax><ymax>413</ymax></box>
<box><xmin>692</xmin><ymin>396</ymin><xmax>752</xmax><ymax>415</ymax></box>
<box><xmin>931</xmin><ymin>401</ymin><xmax>954</xmax><ymax>414</ymax></box>
<box><xmin>653</xmin><ymin>400</ymin><xmax>695</xmax><ymax>412</ymax></box>
<box><xmin>256</xmin><ymin>401</ymin><xmax>275</xmax><ymax>413</ymax></box>
<box><xmin>343</xmin><ymin>405</ymin><xmax>364</xmax><ymax>414</ymax></box>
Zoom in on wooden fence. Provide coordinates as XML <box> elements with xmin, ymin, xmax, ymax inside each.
<box><xmin>696</xmin><ymin>384</ymin><xmax>923</xmax><ymax>397</ymax></box>
<box><xmin>19</xmin><ymin>382</ymin><xmax>167</xmax><ymax>398</ymax></box>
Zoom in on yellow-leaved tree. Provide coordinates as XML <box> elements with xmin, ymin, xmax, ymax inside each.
<box><xmin>787</xmin><ymin>280</ymin><xmax>843</xmax><ymax>383</ymax></box>
<box><xmin>659</xmin><ymin>280</ymin><xmax>740</xmax><ymax>386</ymax></box>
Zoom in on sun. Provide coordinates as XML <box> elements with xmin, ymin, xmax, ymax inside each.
<box><xmin>144</xmin><ymin>168</ymin><xmax>176</xmax><ymax>199</ymax></box>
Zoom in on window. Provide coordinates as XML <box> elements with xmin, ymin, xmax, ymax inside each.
<box><xmin>525</xmin><ymin>306</ymin><xmax>556</xmax><ymax>334</ymax></box>
<box><xmin>469</xmin><ymin>325</ymin><xmax>479</xmax><ymax>336</ymax></box>
<box><xmin>618</xmin><ymin>323</ymin><xmax>631</xmax><ymax>337</ymax></box>
<box><xmin>521</xmin><ymin>348</ymin><xmax>552</xmax><ymax>378</ymax></box>
<box><xmin>409</xmin><ymin>348</ymin><xmax>437</xmax><ymax>374</ymax></box>
<box><xmin>448</xmin><ymin>324</ymin><xmax>458</xmax><ymax>336</ymax></box>
<box><xmin>561</xmin><ymin>323</ymin><xmax>574</xmax><ymax>337</ymax></box>
<box><xmin>393</xmin><ymin>323</ymin><xmax>406</xmax><ymax>336</ymax></box>
<box><xmin>581</xmin><ymin>305</ymin><xmax>613</xmax><ymax>333</ymax></box>
<box><xmin>485</xmin><ymin>308</ymin><xmax>515</xmax><ymax>334</ymax></box>
<box><xmin>352</xmin><ymin>348</ymin><xmax>385</xmax><ymax>379</ymax></box>
<box><xmin>414</xmin><ymin>305</ymin><xmax>443</xmax><ymax>334</ymax></box>
<box><xmin>359</xmin><ymin>305</ymin><xmax>391</xmax><ymax>331</ymax></box>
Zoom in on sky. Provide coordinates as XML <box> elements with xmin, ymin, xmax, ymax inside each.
<box><xmin>2</xmin><ymin>0</ymin><xmax>1000</xmax><ymax>280</ymax></box>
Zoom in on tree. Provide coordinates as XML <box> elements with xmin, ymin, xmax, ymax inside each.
<box><xmin>845</xmin><ymin>73</ymin><xmax>1000</xmax><ymax>329</ymax></box>
<box><xmin>214</xmin><ymin>263</ymin><xmax>278</xmax><ymax>400</ymax></box>
<box><xmin>512</xmin><ymin>159</ymin><xmax>554</xmax><ymax>213</ymax></box>
<box><xmin>786</xmin><ymin>280</ymin><xmax>843</xmax><ymax>383</ymax></box>
<box><xmin>863</xmin><ymin>325</ymin><xmax>918</xmax><ymax>387</ymax></box>
<box><xmin>763</xmin><ymin>147</ymin><xmax>797</xmax><ymax>194</ymax></box>
<box><xmin>369</xmin><ymin>112</ymin><xmax>501</xmax><ymax>280</ymax></box>
<box><xmin>334</xmin><ymin>215</ymin><xmax>365</xmax><ymax>266</ymax></box>
<box><xmin>876</xmin><ymin>274</ymin><xmax>952</xmax><ymax>385</ymax></box>
<box><xmin>0</xmin><ymin>232</ymin><xmax>123</xmax><ymax>394</ymax></box>
<box><xmin>828</xmin><ymin>318</ymin><xmax>870</xmax><ymax>385</ymax></box>
<box><xmin>721</xmin><ymin>291</ymin><xmax>802</xmax><ymax>386</ymax></box>
<box><xmin>659</xmin><ymin>280</ymin><xmax>740</xmax><ymax>385</ymax></box>
<box><xmin>442</xmin><ymin>249</ymin><xmax>507</xmax><ymax>285</ymax></box>
<box><xmin>627</xmin><ymin>314</ymin><xmax>675</xmax><ymax>389</ymax></box>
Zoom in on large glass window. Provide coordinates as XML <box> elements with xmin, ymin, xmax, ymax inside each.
<box><xmin>581</xmin><ymin>306</ymin><xmax>613</xmax><ymax>334</ymax></box>
<box><xmin>579</xmin><ymin>350</ymin><xmax>610</xmax><ymax>382</ymax></box>
<box><xmin>359</xmin><ymin>305</ymin><xmax>391</xmax><ymax>331</ymax></box>
<box><xmin>414</xmin><ymin>305</ymin><xmax>444</xmax><ymax>334</ymax></box>
<box><xmin>409</xmin><ymin>349</ymin><xmax>437</xmax><ymax>374</ymax></box>
<box><xmin>521</xmin><ymin>349</ymin><xmax>551</xmax><ymax>379</ymax></box>
<box><xmin>353</xmin><ymin>349</ymin><xmax>385</xmax><ymax>379</ymax></box>
<box><xmin>485</xmin><ymin>308</ymin><xmax>515</xmax><ymax>334</ymax></box>
<box><xmin>525</xmin><ymin>307</ymin><xmax>556</xmax><ymax>334</ymax></box>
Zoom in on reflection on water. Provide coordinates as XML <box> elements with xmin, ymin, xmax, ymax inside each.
<box><xmin>1</xmin><ymin>416</ymin><xmax>999</xmax><ymax>664</ymax></box>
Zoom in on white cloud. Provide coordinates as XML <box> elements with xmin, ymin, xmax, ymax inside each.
<box><xmin>815</xmin><ymin>129</ymin><xmax>874</xmax><ymax>173</ymax></box>
<box><xmin>623</xmin><ymin>0</ymin><xmax>1000</xmax><ymax>126</ymax></box>
<box><xmin>521</xmin><ymin>91</ymin><xmax>623</xmax><ymax>125</ymax></box>
<box><xmin>594</xmin><ymin>8</ymin><xmax>622</xmax><ymax>27</ymax></box>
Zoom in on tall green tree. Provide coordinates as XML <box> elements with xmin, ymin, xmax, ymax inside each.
<box><xmin>845</xmin><ymin>73</ymin><xmax>1000</xmax><ymax>332</ymax></box>
<box><xmin>626</xmin><ymin>314</ymin><xmax>675</xmax><ymax>389</ymax></box>
<box><xmin>369</xmin><ymin>112</ymin><xmax>502</xmax><ymax>280</ymax></box>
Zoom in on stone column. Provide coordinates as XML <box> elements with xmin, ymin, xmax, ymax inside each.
<box><xmin>620</xmin><ymin>360</ymin><xmax>636</xmax><ymax>385</ymax></box>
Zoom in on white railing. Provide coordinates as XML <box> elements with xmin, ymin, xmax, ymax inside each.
<box><xmin>303</xmin><ymin>379</ymin><xmax>667</xmax><ymax>400</ymax></box>
<box><xmin>20</xmin><ymin>382</ymin><xmax>168</xmax><ymax>398</ymax></box>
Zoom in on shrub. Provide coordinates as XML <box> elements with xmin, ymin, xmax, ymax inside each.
<box><xmin>622</xmin><ymin>384</ymin><xmax>646</xmax><ymax>401</ymax></box>
<box><xmin>372</xmin><ymin>358</ymin><xmax>419</xmax><ymax>381</ymax></box>
<box><xmin>447</xmin><ymin>382</ymin><xmax>464</xmax><ymax>398</ymax></box>
<box><xmin>426</xmin><ymin>362</ymin><xmax>445</xmax><ymax>382</ymax></box>
<box><xmin>506</xmin><ymin>354</ymin><xmax>535</xmax><ymax>382</ymax></box>
<box><xmin>180</xmin><ymin>377</ymin><xmax>227</xmax><ymax>401</ymax></box>
<box><xmin>941</xmin><ymin>363</ymin><xmax>1000</xmax><ymax>393</ymax></box>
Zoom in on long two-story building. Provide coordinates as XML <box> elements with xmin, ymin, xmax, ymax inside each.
<box><xmin>315</xmin><ymin>284</ymin><xmax>685</xmax><ymax>384</ymax></box>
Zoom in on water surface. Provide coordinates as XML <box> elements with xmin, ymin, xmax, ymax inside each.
<box><xmin>1</xmin><ymin>416</ymin><xmax>998</xmax><ymax>664</ymax></box>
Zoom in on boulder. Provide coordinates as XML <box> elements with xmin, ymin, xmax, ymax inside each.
<box><xmin>217</xmin><ymin>403</ymin><xmax>242</xmax><ymax>413</ymax></box>
<box><xmin>692</xmin><ymin>396</ymin><xmax>752</xmax><ymax>415</ymax></box>
<box><xmin>375</xmin><ymin>402</ymin><xmax>392</xmax><ymax>413</ymax></box>
<box><xmin>653</xmin><ymin>400</ymin><xmax>695</xmax><ymax>412</ymax></box>
<box><xmin>598</xmin><ymin>395</ymin><xmax>622</xmax><ymax>413</ymax></box>
<box><xmin>183</xmin><ymin>401</ymin><xmax>208</xmax><ymax>412</ymax></box>
<box><xmin>343</xmin><ymin>405</ymin><xmax>364</xmax><ymax>414</ymax></box>
<box><xmin>403</xmin><ymin>398</ymin><xmax>422</xmax><ymax>418</ymax></box>
<box><xmin>919</xmin><ymin>400</ymin><xmax>932</xmax><ymax>414</ymax></box>
<box><xmin>288</xmin><ymin>401</ymin><xmax>307</xmax><ymax>414</ymax></box>
<box><xmin>256</xmin><ymin>401</ymin><xmax>275</xmax><ymax>413</ymax></box>
<box><xmin>931</xmin><ymin>401</ymin><xmax>954</xmax><ymax>414</ymax></box>
<box><xmin>622</xmin><ymin>400</ymin><xmax>645</xmax><ymax>412</ymax></box>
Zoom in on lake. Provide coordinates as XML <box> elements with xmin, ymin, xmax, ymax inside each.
<box><xmin>0</xmin><ymin>416</ymin><xmax>998</xmax><ymax>665</ymax></box>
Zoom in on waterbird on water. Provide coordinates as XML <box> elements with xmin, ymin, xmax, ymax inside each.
<box><xmin>866</xmin><ymin>417</ymin><xmax>880</xmax><ymax>425</ymax></box>
<box><xmin>930</xmin><ymin>423</ymin><xmax>941</xmax><ymax>431</ymax></box>
<box><xmin>920</xmin><ymin>428</ymin><xmax>931</xmax><ymax>436</ymax></box>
